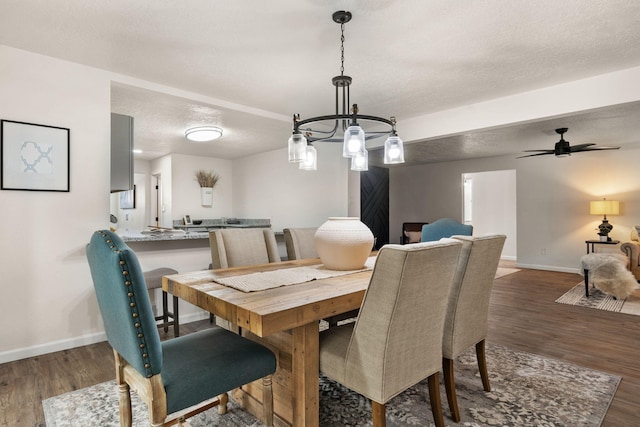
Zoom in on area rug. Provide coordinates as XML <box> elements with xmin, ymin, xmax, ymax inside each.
<box><xmin>555</xmin><ymin>282</ymin><xmax>640</xmax><ymax>316</ymax></box>
<box><xmin>43</xmin><ymin>343</ymin><xmax>619</xmax><ymax>427</ymax></box>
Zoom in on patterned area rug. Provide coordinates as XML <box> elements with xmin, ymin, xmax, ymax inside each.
<box><xmin>43</xmin><ymin>343</ymin><xmax>619</xmax><ymax>427</ymax></box>
<box><xmin>555</xmin><ymin>282</ymin><xmax>640</xmax><ymax>316</ymax></box>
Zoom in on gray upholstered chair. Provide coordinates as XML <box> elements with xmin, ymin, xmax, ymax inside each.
<box><xmin>421</xmin><ymin>218</ymin><xmax>473</xmax><ymax>242</ymax></box>
<box><xmin>283</xmin><ymin>227</ymin><xmax>318</xmax><ymax>260</ymax></box>
<box><xmin>143</xmin><ymin>268</ymin><xmax>180</xmax><ymax>337</ymax></box>
<box><xmin>208</xmin><ymin>228</ymin><xmax>281</xmax><ymax>325</ymax></box>
<box><xmin>442</xmin><ymin>234</ymin><xmax>506</xmax><ymax>422</ymax></box>
<box><xmin>319</xmin><ymin>240</ymin><xmax>463</xmax><ymax>427</ymax></box>
<box><xmin>86</xmin><ymin>230</ymin><xmax>276</xmax><ymax>427</ymax></box>
<box><xmin>209</xmin><ymin>228</ymin><xmax>280</xmax><ymax>269</ymax></box>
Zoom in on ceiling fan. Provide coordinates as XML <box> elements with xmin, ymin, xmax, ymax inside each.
<box><xmin>517</xmin><ymin>128</ymin><xmax>620</xmax><ymax>158</ymax></box>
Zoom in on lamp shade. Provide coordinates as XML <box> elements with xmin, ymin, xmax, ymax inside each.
<box><xmin>288</xmin><ymin>133</ymin><xmax>307</xmax><ymax>163</ymax></box>
<box><xmin>343</xmin><ymin>125</ymin><xmax>365</xmax><ymax>158</ymax></box>
<box><xmin>384</xmin><ymin>134</ymin><xmax>404</xmax><ymax>164</ymax></box>
<box><xmin>590</xmin><ymin>199</ymin><xmax>620</xmax><ymax>216</ymax></box>
<box><xmin>350</xmin><ymin>148</ymin><xmax>368</xmax><ymax>171</ymax></box>
<box><xmin>299</xmin><ymin>144</ymin><xmax>317</xmax><ymax>170</ymax></box>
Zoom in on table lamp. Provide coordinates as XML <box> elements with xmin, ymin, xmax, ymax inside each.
<box><xmin>590</xmin><ymin>198</ymin><xmax>620</xmax><ymax>241</ymax></box>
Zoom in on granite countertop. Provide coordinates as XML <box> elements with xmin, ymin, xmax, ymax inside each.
<box><xmin>173</xmin><ymin>218</ymin><xmax>271</xmax><ymax>230</ymax></box>
<box><xmin>120</xmin><ymin>218</ymin><xmax>272</xmax><ymax>242</ymax></box>
<box><xmin>120</xmin><ymin>230</ymin><xmax>210</xmax><ymax>242</ymax></box>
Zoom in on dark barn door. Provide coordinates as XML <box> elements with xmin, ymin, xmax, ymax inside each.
<box><xmin>360</xmin><ymin>166</ymin><xmax>389</xmax><ymax>249</ymax></box>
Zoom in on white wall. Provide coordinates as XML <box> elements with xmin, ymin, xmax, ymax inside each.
<box><xmin>0</xmin><ymin>46</ymin><xmax>111</xmax><ymax>361</ymax></box>
<box><xmin>232</xmin><ymin>143</ymin><xmax>349</xmax><ymax>232</ymax></box>
<box><xmin>170</xmin><ymin>154</ymin><xmax>234</xmax><ymax>221</ymax></box>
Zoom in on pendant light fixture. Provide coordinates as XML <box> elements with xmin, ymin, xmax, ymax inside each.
<box><xmin>287</xmin><ymin>11</ymin><xmax>404</xmax><ymax>171</ymax></box>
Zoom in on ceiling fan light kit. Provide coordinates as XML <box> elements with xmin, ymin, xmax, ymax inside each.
<box><xmin>518</xmin><ymin>127</ymin><xmax>620</xmax><ymax>158</ymax></box>
<box><xmin>287</xmin><ymin>11</ymin><xmax>404</xmax><ymax>171</ymax></box>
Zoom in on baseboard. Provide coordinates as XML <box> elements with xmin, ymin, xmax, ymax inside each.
<box><xmin>0</xmin><ymin>312</ymin><xmax>208</xmax><ymax>364</ymax></box>
<box><xmin>515</xmin><ymin>262</ymin><xmax>580</xmax><ymax>274</ymax></box>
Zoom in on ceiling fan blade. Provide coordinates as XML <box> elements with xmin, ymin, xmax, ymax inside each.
<box><xmin>521</xmin><ymin>149</ymin><xmax>555</xmax><ymax>153</ymax></box>
<box><xmin>568</xmin><ymin>143</ymin><xmax>596</xmax><ymax>152</ymax></box>
<box><xmin>573</xmin><ymin>146</ymin><xmax>621</xmax><ymax>152</ymax></box>
<box><xmin>516</xmin><ymin>152</ymin><xmax>555</xmax><ymax>158</ymax></box>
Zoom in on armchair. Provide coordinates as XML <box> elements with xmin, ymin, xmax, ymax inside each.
<box><xmin>401</xmin><ymin>222</ymin><xmax>428</xmax><ymax>244</ymax></box>
<box><xmin>319</xmin><ymin>240</ymin><xmax>463</xmax><ymax>427</ymax></box>
<box><xmin>620</xmin><ymin>226</ymin><xmax>640</xmax><ymax>281</ymax></box>
<box><xmin>421</xmin><ymin>218</ymin><xmax>473</xmax><ymax>242</ymax></box>
<box><xmin>209</xmin><ymin>228</ymin><xmax>280</xmax><ymax>269</ymax></box>
<box><xmin>283</xmin><ymin>227</ymin><xmax>318</xmax><ymax>260</ymax></box>
<box><xmin>442</xmin><ymin>234</ymin><xmax>506</xmax><ymax>422</ymax></box>
<box><xmin>209</xmin><ymin>228</ymin><xmax>281</xmax><ymax>326</ymax></box>
<box><xmin>86</xmin><ymin>230</ymin><xmax>276</xmax><ymax>426</ymax></box>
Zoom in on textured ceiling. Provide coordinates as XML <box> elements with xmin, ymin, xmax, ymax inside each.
<box><xmin>2</xmin><ymin>0</ymin><xmax>640</xmax><ymax>164</ymax></box>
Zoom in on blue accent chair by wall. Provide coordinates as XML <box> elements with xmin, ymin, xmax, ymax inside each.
<box><xmin>421</xmin><ymin>218</ymin><xmax>473</xmax><ymax>242</ymax></box>
<box><xmin>86</xmin><ymin>230</ymin><xmax>277</xmax><ymax>426</ymax></box>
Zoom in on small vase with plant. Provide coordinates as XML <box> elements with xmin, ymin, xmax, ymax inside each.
<box><xmin>195</xmin><ymin>170</ymin><xmax>220</xmax><ymax>206</ymax></box>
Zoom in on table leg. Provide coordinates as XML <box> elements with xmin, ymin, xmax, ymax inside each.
<box><xmin>291</xmin><ymin>322</ymin><xmax>319</xmax><ymax>427</ymax></box>
<box><xmin>584</xmin><ymin>269</ymin><xmax>590</xmax><ymax>297</ymax></box>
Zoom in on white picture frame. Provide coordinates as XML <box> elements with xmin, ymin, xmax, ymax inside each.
<box><xmin>1</xmin><ymin>119</ymin><xmax>70</xmax><ymax>192</ymax></box>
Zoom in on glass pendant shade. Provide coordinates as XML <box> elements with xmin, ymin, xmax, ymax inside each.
<box><xmin>288</xmin><ymin>133</ymin><xmax>307</xmax><ymax>162</ymax></box>
<box><xmin>350</xmin><ymin>148</ymin><xmax>368</xmax><ymax>171</ymax></box>
<box><xmin>299</xmin><ymin>144</ymin><xmax>317</xmax><ymax>170</ymax></box>
<box><xmin>343</xmin><ymin>125</ymin><xmax>365</xmax><ymax>158</ymax></box>
<box><xmin>384</xmin><ymin>135</ymin><xmax>405</xmax><ymax>164</ymax></box>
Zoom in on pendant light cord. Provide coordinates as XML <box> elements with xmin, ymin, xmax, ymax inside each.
<box><xmin>340</xmin><ymin>22</ymin><xmax>345</xmax><ymax>77</ymax></box>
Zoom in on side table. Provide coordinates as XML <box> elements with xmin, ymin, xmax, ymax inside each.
<box><xmin>585</xmin><ymin>239</ymin><xmax>620</xmax><ymax>254</ymax></box>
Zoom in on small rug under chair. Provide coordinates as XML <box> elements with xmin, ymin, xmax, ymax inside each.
<box><xmin>43</xmin><ymin>343</ymin><xmax>619</xmax><ymax>427</ymax></box>
<box><xmin>556</xmin><ymin>282</ymin><xmax>640</xmax><ymax>316</ymax></box>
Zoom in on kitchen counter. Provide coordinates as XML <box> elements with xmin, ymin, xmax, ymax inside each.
<box><xmin>173</xmin><ymin>218</ymin><xmax>271</xmax><ymax>232</ymax></box>
<box><xmin>120</xmin><ymin>218</ymin><xmax>273</xmax><ymax>242</ymax></box>
<box><xmin>120</xmin><ymin>230</ymin><xmax>209</xmax><ymax>242</ymax></box>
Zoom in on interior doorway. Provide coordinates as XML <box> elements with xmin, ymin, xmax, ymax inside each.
<box><xmin>462</xmin><ymin>169</ymin><xmax>517</xmax><ymax>260</ymax></box>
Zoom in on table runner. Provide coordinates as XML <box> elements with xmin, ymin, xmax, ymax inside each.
<box><xmin>214</xmin><ymin>256</ymin><xmax>377</xmax><ymax>292</ymax></box>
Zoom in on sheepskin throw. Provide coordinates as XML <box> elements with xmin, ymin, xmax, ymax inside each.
<box><xmin>591</xmin><ymin>261</ymin><xmax>639</xmax><ymax>299</ymax></box>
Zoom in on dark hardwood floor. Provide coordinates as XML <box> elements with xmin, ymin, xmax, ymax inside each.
<box><xmin>1</xmin><ymin>267</ymin><xmax>639</xmax><ymax>426</ymax></box>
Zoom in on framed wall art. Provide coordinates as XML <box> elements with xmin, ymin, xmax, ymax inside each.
<box><xmin>1</xmin><ymin>119</ymin><xmax>70</xmax><ymax>192</ymax></box>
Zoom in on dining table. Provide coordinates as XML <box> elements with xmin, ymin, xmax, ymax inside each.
<box><xmin>162</xmin><ymin>257</ymin><xmax>374</xmax><ymax>427</ymax></box>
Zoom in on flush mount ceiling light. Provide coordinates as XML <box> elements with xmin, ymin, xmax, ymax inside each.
<box><xmin>185</xmin><ymin>126</ymin><xmax>223</xmax><ymax>142</ymax></box>
<box><xmin>288</xmin><ymin>11</ymin><xmax>404</xmax><ymax>172</ymax></box>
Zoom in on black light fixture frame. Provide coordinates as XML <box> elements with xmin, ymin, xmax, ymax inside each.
<box><xmin>291</xmin><ymin>11</ymin><xmax>399</xmax><ymax>144</ymax></box>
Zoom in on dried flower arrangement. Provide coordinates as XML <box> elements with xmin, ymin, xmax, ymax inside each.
<box><xmin>195</xmin><ymin>170</ymin><xmax>220</xmax><ymax>188</ymax></box>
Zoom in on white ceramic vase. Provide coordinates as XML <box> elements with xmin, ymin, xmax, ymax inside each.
<box><xmin>314</xmin><ymin>217</ymin><xmax>374</xmax><ymax>270</ymax></box>
<box><xmin>200</xmin><ymin>187</ymin><xmax>213</xmax><ymax>206</ymax></box>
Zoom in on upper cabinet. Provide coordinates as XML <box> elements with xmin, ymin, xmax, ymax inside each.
<box><xmin>111</xmin><ymin>113</ymin><xmax>134</xmax><ymax>193</ymax></box>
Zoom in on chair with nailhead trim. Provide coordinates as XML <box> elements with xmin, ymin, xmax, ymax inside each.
<box><xmin>87</xmin><ymin>230</ymin><xmax>276</xmax><ymax>427</ymax></box>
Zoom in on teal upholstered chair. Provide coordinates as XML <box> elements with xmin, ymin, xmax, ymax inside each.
<box><xmin>86</xmin><ymin>230</ymin><xmax>276</xmax><ymax>427</ymax></box>
<box><xmin>421</xmin><ymin>218</ymin><xmax>473</xmax><ymax>242</ymax></box>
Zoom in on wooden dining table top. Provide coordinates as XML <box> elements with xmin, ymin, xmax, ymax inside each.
<box><xmin>162</xmin><ymin>257</ymin><xmax>372</xmax><ymax>337</ymax></box>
